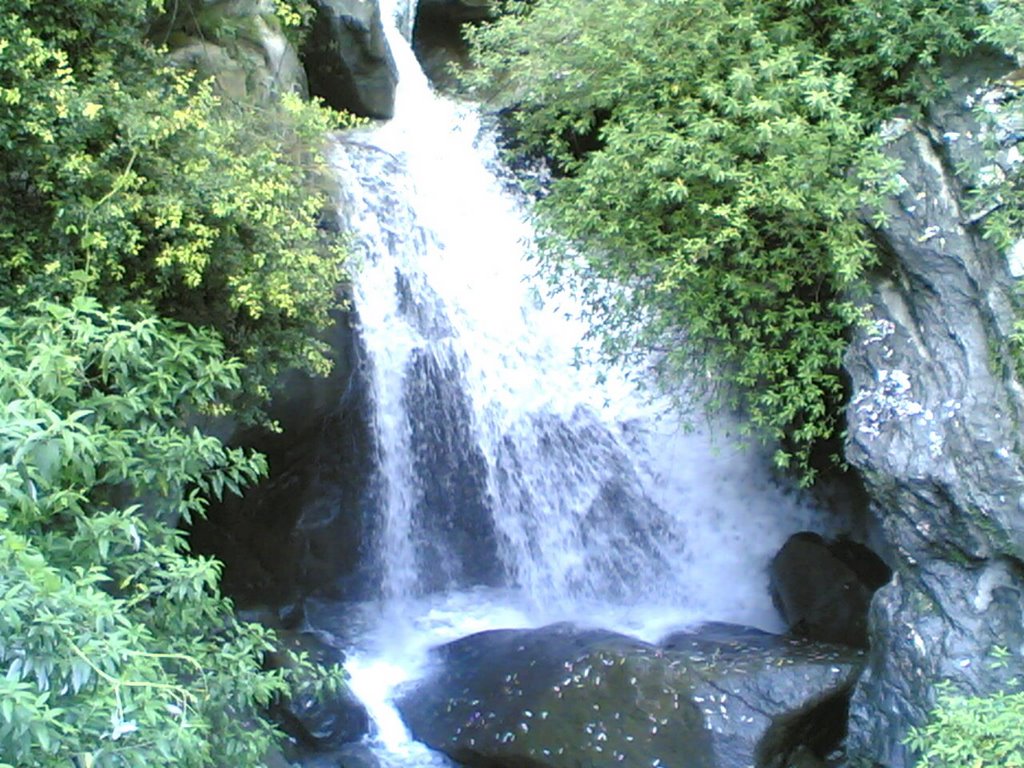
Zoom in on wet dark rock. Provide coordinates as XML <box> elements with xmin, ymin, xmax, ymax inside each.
<box><xmin>189</xmin><ymin>305</ymin><xmax>377</xmax><ymax>605</ymax></box>
<box><xmin>303</xmin><ymin>0</ymin><xmax>398</xmax><ymax>118</ymax></box>
<box><xmin>411</xmin><ymin>0</ymin><xmax>494</xmax><ymax>90</ymax></box>
<box><xmin>397</xmin><ymin>622</ymin><xmax>864</xmax><ymax>768</ymax></box>
<box><xmin>267</xmin><ymin>629</ymin><xmax>371</xmax><ymax>753</ymax></box>
<box><xmin>403</xmin><ymin>349</ymin><xmax>506</xmax><ymax>590</ymax></box>
<box><xmin>417</xmin><ymin>0</ymin><xmax>495</xmax><ymax>24</ymax></box>
<box><xmin>295</xmin><ymin>743</ymin><xmax>383</xmax><ymax>768</ymax></box>
<box><xmin>843</xmin><ymin>52</ymin><xmax>1024</xmax><ymax>767</ymax></box>
<box><xmin>770</xmin><ymin>533</ymin><xmax>890</xmax><ymax>648</ymax></box>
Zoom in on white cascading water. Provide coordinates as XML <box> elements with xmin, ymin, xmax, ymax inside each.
<box><xmin>317</xmin><ymin>2</ymin><xmax>829</xmax><ymax>764</ymax></box>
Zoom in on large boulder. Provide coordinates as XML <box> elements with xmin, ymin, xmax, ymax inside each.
<box><xmin>843</xmin><ymin>53</ymin><xmax>1024</xmax><ymax>767</ymax></box>
<box><xmin>770</xmin><ymin>532</ymin><xmax>890</xmax><ymax>648</ymax></box>
<box><xmin>397</xmin><ymin>622</ymin><xmax>864</xmax><ymax>768</ymax></box>
<box><xmin>261</xmin><ymin>624</ymin><xmax>371</xmax><ymax>756</ymax></box>
<box><xmin>166</xmin><ymin>0</ymin><xmax>308</xmax><ymax>103</ymax></box>
<box><xmin>412</xmin><ymin>0</ymin><xmax>495</xmax><ymax>90</ymax></box>
<box><xmin>302</xmin><ymin>0</ymin><xmax>398</xmax><ymax>119</ymax></box>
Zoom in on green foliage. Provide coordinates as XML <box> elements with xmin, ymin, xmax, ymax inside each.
<box><xmin>0</xmin><ymin>298</ymin><xmax>345</xmax><ymax>767</ymax></box>
<box><xmin>788</xmin><ymin>0</ymin><xmax>984</xmax><ymax>110</ymax></box>
<box><xmin>908</xmin><ymin>688</ymin><xmax>1024</xmax><ymax>768</ymax></box>
<box><xmin>0</xmin><ymin>3</ymin><xmax>354</xmax><ymax>765</ymax></box>
<box><xmin>0</xmin><ymin>0</ymin><xmax>350</xmax><ymax>414</ymax></box>
<box><xmin>465</xmin><ymin>0</ymin><xmax>990</xmax><ymax>478</ymax></box>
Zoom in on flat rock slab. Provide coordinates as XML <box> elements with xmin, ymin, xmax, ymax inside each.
<box><xmin>397</xmin><ymin>622</ymin><xmax>864</xmax><ymax>768</ymax></box>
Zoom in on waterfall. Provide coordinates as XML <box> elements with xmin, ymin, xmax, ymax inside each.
<box><xmin>318</xmin><ymin>2</ymin><xmax>827</xmax><ymax>764</ymax></box>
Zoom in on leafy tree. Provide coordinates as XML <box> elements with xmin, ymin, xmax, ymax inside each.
<box><xmin>464</xmin><ymin>0</ymin><xmax>988</xmax><ymax>477</ymax></box>
<box><xmin>0</xmin><ymin>298</ymin><xmax>344</xmax><ymax>767</ymax></box>
<box><xmin>0</xmin><ymin>0</ymin><xmax>349</xmax><ymax>414</ymax></box>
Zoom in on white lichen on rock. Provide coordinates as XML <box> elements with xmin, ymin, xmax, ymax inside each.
<box><xmin>852</xmin><ymin>369</ymin><xmax>924</xmax><ymax>438</ymax></box>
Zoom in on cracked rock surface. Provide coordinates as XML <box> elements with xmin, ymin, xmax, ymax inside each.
<box><xmin>397</xmin><ymin>622</ymin><xmax>863</xmax><ymax>768</ymax></box>
<box><xmin>844</xmin><ymin>52</ymin><xmax>1024</xmax><ymax>767</ymax></box>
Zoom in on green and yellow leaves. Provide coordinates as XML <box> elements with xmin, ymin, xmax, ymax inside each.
<box><xmin>0</xmin><ymin>1</ymin><xmax>349</xmax><ymax>419</ymax></box>
<box><xmin>468</xmin><ymin>0</ymin><xmax>991</xmax><ymax>479</ymax></box>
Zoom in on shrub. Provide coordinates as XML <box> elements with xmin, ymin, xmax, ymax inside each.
<box><xmin>0</xmin><ymin>0</ymin><xmax>349</xmax><ymax>415</ymax></box>
<box><xmin>0</xmin><ymin>298</ymin><xmax>343</xmax><ymax>767</ymax></box>
<box><xmin>464</xmin><ymin>0</ymin><xmax>989</xmax><ymax>478</ymax></box>
<box><xmin>907</xmin><ymin>688</ymin><xmax>1024</xmax><ymax>768</ymax></box>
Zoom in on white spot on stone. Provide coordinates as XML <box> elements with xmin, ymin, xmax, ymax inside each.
<box><xmin>1007</xmin><ymin>239</ymin><xmax>1024</xmax><ymax>278</ymax></box>
<box><xmin>863</xmin><ymin>319</ymin><xmax>896</xmax><ymax>346</ymax></box>
<box><xmin>911</xmin><ymin>628</ymin><xmax>928</xmax><ymax>657</ymax></box>
<box><xmin>881</xmin><ymin>118</ymin><xmax>912</xmax><ymax>142</ymax></box>
<box><xmin>974</xmin><ymin>560</ymin><xmax>1018</xmax><ymax>612</ymax></box>
<box><xmin>978</xmin><ymin>164</ymin><xmax>1005</xmax><ymax>187</ymax></box>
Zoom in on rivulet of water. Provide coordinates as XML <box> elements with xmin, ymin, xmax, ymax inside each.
<box><xmin>319</xmin><ymin>1</ymin><xmax>826</xmax><ymax>764</ymax></box>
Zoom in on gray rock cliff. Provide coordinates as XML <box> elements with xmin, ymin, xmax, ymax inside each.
<box><xmin>303</xmin><ymin>0</ymin><xmax>398</xmax><ymax>119</ymax></box>
<box><xmin>844</xmin><ymin>54</ymin><xmax>1024</xmax><ymax>766</ymax></box>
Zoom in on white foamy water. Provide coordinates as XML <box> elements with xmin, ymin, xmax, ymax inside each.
<box><xmin>316</xmin><ymin>0</ymin><xmax>830</xmax><ymax>763</ymax></box>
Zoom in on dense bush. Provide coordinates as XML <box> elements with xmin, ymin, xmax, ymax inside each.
<box><xmin>0</xmin><ymin>0</ymin><xmax>348</xmax><ymax>413</ymax></box>
<box><xmin>0</xmin><ymin>2</ymin><xmax>353</xmax><ymax>764</ymax></box>
<box><xmin>0</xmin><ymin>299</ymin><xmax>344</xmax><ymax>767</ymax></box>
<box><xmin>465</xmin><ymin>0</ymin><xmax>986</xmax><ymax>477</ymax></box>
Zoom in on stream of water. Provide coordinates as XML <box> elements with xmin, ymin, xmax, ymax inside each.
<box><xmin>314</xmin><ymin>3</ymin><xmax>827</xmax><ymax>764</ymax></box>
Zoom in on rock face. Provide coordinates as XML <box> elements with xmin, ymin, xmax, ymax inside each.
<box><xmin>417</xmin><ymin>0</ymin><xmax>495</xmax><ymax>24</ymax></box>
<box><xmin>397</xmin><ymin>623</ymin><xmax>864</xmax><ymax>768</ymax></box>
<box><xmin>269</xmin><ymin>628</ymin><xmax>370</xmax><ymax>753</ymax></box>
<box><xmin>770</xmin><ymin>532</ymin><xmax>890</xmax><ymax>648</ymax></box>
<box><xmin>189</xmin><ymin>306</ymin><xmax>378</xmax><ymax>605</ymax></box>
<box><xmin>166</xmin><ymin>0</ymin><xmax>308</xmax><ymax>103</ymax></box>
<box><xmin>412</xmin><ymin>0</ymin><xmax>494</xmax><ymax>90</ymax></box>
<box><xmin>303</xmin><ymin>0</ymin><xmax>398</xmax><ymax>119</ymax></box>
<box><xmin>843</xmin><ymin>53</ymin><xmax>1024</xmax><ymax>767</ymax></box>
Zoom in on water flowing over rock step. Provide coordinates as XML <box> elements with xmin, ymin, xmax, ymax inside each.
<box><xmin>398</xmin><ymin>622</ymin><xmax>864</xmax><ymax>768</ymax></box>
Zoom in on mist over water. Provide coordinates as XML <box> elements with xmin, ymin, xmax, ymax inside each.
<box><xmin>318</xmin><ymin>2</ymin><xmax>827</xmax><ymax>763</ymax></box>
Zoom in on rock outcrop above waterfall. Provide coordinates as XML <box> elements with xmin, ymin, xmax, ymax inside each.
<box><xmin>843</xmin><ymin>52</ymin><xmax>1024</xmax><ymax>767</ymax></box>
<box><xmin>165</xmin><ymin>0</ymin><xmax>308</xmax><ymax>103</ymax></box>
<box><xmin>397</xmin><ymin>623</ymin><xmax>864</xmax><ymax>768</ymax></box>
<box><xmin>412</xmin><ymin>0</ymin><xmax>492</xmax><ymax>90</ymax></box>
<box><xmin>770</xmin><ymin>533</ymin><xmax>890</xmax><ymax>648</ymax></box>
<box><xmin>302</xmin><ymin>0</ymin><xmax>398</xmax><ymax>119</ymax></box>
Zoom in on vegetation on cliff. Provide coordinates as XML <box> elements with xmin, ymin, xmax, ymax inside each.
<box><xmin>0</xmin><ymin>0</ymin><xmax>349</xmax><ymax>764</ymax></box>
<box><xmin>464</xmin><ymin>0</ymin><xmax>985</xmax><ymax>478</ymax></box>
<box><xmin>0</xmin><ymin>0</ymin><xmax>347</xmax><ymax>413</ymax></box>
<box><xmin>465</xmin><ymin>0</ymin><xmax>1024</xmax><ymax>763</ymax></box>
